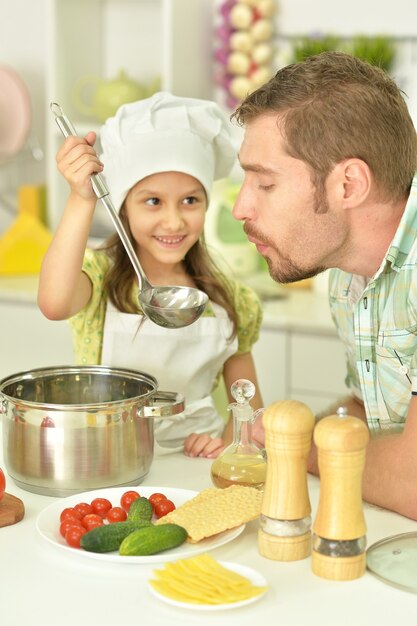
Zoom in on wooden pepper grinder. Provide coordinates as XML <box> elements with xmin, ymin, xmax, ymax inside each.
<box><xmin>258</xmin><ymin>400</ymin><xmax>315</xmax><ymax>561</ymax></box>
<box><xmin>312</xmin><ymin>407</ymin><xmax>370</xmax><ymax>580</ymax></box>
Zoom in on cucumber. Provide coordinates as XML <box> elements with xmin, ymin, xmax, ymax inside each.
<box><xmin>119</xmin><ymin>523</ymin><xmax>187</xmax><ymax>556</ymax></box>
<box><xmin>127</xmin><ymin>496</ymin><xmax>153</xmax><ymax>522</ymax></box>
<box><xmin>80</xmin><ymin>520</ymin><xmax>151</xmax><ymax>553</ymax></box>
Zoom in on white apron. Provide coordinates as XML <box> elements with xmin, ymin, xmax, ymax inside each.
<box><xmin>101</xmin><ymin>300</ymin><xmax>238</xmax><ymax>453</ymax></box>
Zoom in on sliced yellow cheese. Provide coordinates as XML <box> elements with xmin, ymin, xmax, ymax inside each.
<box><xmin>149</xmin><ymin>553</ymin><xmax>267</xmax><ymax>605</ymax></box>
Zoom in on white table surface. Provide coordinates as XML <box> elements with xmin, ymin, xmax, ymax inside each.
<box><xmin>1</xmin><ymin>439</ymin><xmax>417</xmax><ymax>626</ymax></box>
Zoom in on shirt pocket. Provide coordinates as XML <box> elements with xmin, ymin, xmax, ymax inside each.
<box><xmin>375</xmin><ymin>328</ymin><xmax>417</xmax><ymax>423</ymax></box>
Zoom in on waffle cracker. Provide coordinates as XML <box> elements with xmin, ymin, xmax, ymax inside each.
<box><xmin>155</xmin><ymin>485</ymin><xmax>262</xmax><ymax>543</ymax></box>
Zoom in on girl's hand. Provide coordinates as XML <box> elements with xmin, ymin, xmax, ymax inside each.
<box><xmin>56</xmin><ymin>131</ymin><xmax>103</xmax><ymax>201</ymax></box>
<box><xmin>183</xmin><ymin>433</ymin><xmax>225</xmax><ymax>458</ymax></box>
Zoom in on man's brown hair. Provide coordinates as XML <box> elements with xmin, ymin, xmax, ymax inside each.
<box><xmin>232</xmin><ymin>51</ymin><xmax>417</xmax><ymax>202</ymax></box>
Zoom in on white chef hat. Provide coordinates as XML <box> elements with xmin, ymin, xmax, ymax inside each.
<box><xmin>99</xmin><ymin>91</ymin><xmax>237</xmax><ymax>211</ymax></box>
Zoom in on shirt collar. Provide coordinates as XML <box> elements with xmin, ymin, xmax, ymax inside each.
<box><xmin>382</xmin><ymin>174</ymin><xmax>417</xmax><ymax>272</ymax></box>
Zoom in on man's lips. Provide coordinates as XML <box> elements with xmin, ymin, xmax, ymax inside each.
<box><xmin>244</xmin><ymin>224</ymin><xmax>262</xmax><ymax>245</ymax></box>
<box><xmin>254</xmin><ymin>242</ymin><xmax>269</xmax><ymax>255</ymax></box>
<box><xmin>247</xmin><ymin>234</ymin><xmax>262</xmax><ymax>246</ymax></box>
<box><xmin>246</xmin><ymin>233</ymin><xmax>269</xmax><ymax>254</ymax></box>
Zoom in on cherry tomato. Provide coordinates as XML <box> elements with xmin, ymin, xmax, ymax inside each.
<box><xmin>74</xmin><ymin>502</ymin><xmax>94</xmax><ymax>518</ymax></box>
<box><xmin>120</xmin><ymin>490</ymin><xmax>140</xmax><ymax>512</ymax></box>
<box><xmin>40</xmin><ymin>416</ymin><xmax>55</xmax><ymax>428</ymax></box>
<box><xmin>60</xmin><ymin>507</ymin><xmax>83</xmax><ymax>522</ymax></box>
<box><xmin>149</xmin><ymin>493</ymin><xmax>167</xmax><ymax>508</ymax></box>
<box><xmin>65</xmin><ymin>525</ymin><xmax>87</xmax><ymax>548</ymax></box>
<box><xmin>154</xmin><ymin>499</ymin><xmax>176</xmax><ymax>518</ymax></box>
<box><xmin>81</xmin><ymin>513</ymin><xmax>104</xmax><ymax>531</ymax></box>
<box><xmin>0</xmin><ymin>468</ymin><xmax>5</xmax><ymax>502</ymax></box>
<box><xmin>60</xmin><ymin>518</ymin><xmax>83</xmax><ymax>538</ymax></box>
<box><xmin>106</xmin><ymin>506</ymin><xmax>127</xmax><ymax>523</ymax></box>
<box><xmin>90</xmin><ymin>497</ymin><xmax>112</xmax><ymax>518</ymax></box>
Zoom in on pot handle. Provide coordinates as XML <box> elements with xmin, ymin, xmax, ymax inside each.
<box><xmin>142</xmin><ymin>391</ymin><xmax>185</xmax><ymax>418</ymax></box>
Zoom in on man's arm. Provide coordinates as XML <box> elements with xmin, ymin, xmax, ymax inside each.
<box><xmin>308</xmin><ymin>394</ymin><xmax>417</xmax><ymax>520</ymax></box>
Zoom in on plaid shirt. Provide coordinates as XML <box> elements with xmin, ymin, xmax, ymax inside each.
<box><xmin>328</xmin><ymin>175</ymin><xmax>417</xmax><ymax>433</ymax></box>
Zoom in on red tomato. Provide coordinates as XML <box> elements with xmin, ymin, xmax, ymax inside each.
<box><xmin>74</xmin><ymin>502</ymin><xmax>94</xmax><ymax>518</ymax></box>
<box><xmin>120</xmin><ymin>490</ymin><xmax>140</xmax><ymax>512</ymax></box>
<box><xmin>148</xmin><ymin>493</ymin><xmax>167</xmax><ymax>508</ymax></box>
<box><xmin>65</xmin><ymin>525</ymin><xmax>87</xmax><ymax>548</ymax></box>
<box><xmin>106</xmin><ymin>506</ymin><xmax>127</xmax><ymax>523</ymax></box>
<box><xmin>154</xmin><ymin>499</ymin><xmax>176</xmax><ymax>518</ymax></box>
<box><xmin>60</xmin><ymin>518</ymin><xmax>83</xmax><ymax>538</ymax></box>
<box><xmin>81</xmin><ymin>513</ymin><xmax>104</xmax><ymax>531</ymax></box>
<box><xmin>60</xmin><ymin>507</ymin><xmax>83</xmax><ymax>522</ymax></box>
<box><xmin>40</xmin><ymin>416</ymin><xmax>55</xmax><ymax>428</ymax></box>
<box><xmin>90</xmin><ymin>497</ymin><xmax>112</xmax><ymax>518</ymax></box>
<box><xmin>0</xmin><ymin>468</ymin><xmax>5</xmax><ymax>501</ymax></box>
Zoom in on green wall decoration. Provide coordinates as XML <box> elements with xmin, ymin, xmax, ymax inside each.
<box><xmin>292</xmin><ymin>35</ymin><xmax>342</xmax><ymax>63</ymax></box>
<box><xmin>290</xmin><ymin>33</ymin><xmax>397</xmax><ymax>73</ymax></box>
<box><xmin>351</xmin><ymin>35</ymin><xmax>396</xmax><ymax>72</ymax></box>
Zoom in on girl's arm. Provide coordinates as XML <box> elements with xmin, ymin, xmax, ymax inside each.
<box><xmin>183</xmin><ymin>352</ymin><xmax>264</xmax><ymax>458</ymax></box>
<box><xmin>38</xmin><ymin>132</ymin><xmax>104</xmax><ymax>320</ymax></box>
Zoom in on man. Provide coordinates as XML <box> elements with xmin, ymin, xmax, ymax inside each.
<box><xmin>232</xmin><ymin>51</ymin><xmax>417</xmax><ymax>520</ymax></box>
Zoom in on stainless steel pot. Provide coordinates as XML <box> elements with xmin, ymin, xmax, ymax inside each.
<box><xmin>0</xmin><ymin>365</ymin><xmax>184</xmax><ymax>497</ymax></box>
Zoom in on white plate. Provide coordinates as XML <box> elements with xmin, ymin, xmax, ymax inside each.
<box><xmin>36</xmin><ymin>486</ymin><xmax>245</xmax><ymax>564</ymax></box>
<box><xmin>147</xmin><ymin>561</ymin><xmax>267</xmax><ymax>610</ymax></box>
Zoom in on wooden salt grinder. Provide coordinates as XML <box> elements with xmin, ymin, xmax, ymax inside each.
<box><xmin>312</xmin><ymin>408</ymin><xmax>370</xmax><ymax>580</ymax></box>
<box><xmin>258</xmin><ymin>400</ymin><xmax>315</xmax><ymax>561</ymax></box>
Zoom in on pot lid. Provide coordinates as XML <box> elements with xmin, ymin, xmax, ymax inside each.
<box><xmin>367</xmin><ymin>531</ymin><xmax>417</xmax><ymax>593</ymax></box>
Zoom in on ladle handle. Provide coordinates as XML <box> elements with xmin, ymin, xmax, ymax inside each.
<box><xmin>50</xmin><ymin>102</ymin><xmax>150</xmax><ymax>292</ymax></box>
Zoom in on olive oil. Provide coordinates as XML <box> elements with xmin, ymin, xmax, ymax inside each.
<box><xmin>210</xmin><ymin>379</ymin><xmax>267</xmax><ymax>490</ymax></box>
<box><xmin>211</xmin><ymin>453</ymin><xmax>266</xmax><ymax>490</ymax></box>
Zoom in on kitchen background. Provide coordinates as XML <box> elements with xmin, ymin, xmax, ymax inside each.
<box><xmin>1</xmin><ymin>0</ymin><xmax>417</xmax><ymax>413</ymax></box>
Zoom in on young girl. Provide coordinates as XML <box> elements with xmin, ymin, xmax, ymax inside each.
<box><xmin>38</xmin><ymin>92</ymin><xmax>263</xmax><ymax>457</ymax></box>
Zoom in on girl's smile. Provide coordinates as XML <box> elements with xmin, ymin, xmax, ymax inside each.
<box><xmin>153</xmin><ymin>234</ymin><xmax>187</xmax><ymax>248</ymax></box>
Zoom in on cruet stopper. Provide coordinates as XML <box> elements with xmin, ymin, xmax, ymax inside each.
<box><xmin>258</xmin><ymin>399</ymin><xmax>315</xmax><ymax>561</ymax></box>
<box><xmin>210</xmin><ymin>379</ymin><xmax>267</xmax><ymax>490</ymax></box>
<box><xmin>312</xmin><ymin>406</ymin><xmax>370</xmax><ymax>580</ymax></box>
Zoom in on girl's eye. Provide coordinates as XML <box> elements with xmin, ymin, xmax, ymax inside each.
<box><xmin>145</xmin><ymin>197</ymin><xmax>160</xmax><ymax>206</ymax></box>
<box><xmin>259</xmin><ymin>184</ymin><xmax>274</xmax><ymax>191</ymax></box>
<box><xmin>183</xmin><ymin>196</ymin><xmax>199</xmax><ymax>205</ymax></box>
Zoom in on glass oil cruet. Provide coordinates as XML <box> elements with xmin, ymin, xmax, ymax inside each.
<box><xmin>210</xmin><ymin>378</ymin><xmax>267</xmax><ymax>490</ymax></box>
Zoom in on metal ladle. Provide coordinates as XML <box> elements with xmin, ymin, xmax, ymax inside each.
<box><xmin>50</xmin><ymin>103</ymin><xmax>208</xmax><ymax>329</ymax></box>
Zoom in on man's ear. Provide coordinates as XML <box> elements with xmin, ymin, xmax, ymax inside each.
<box><xmin>340</xmin><ymin>159</ymin><xmax>372</xmax><ymax>208</ymax></box>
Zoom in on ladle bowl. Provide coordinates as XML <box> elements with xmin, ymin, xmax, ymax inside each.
<box><xmin>50</xmin><ymin>103</ymin><xmax>209</xmax><ymax>329</ymax></box>
<box><xmin>140</xmin><ymin>285</ymin><xmax>208</xmax><ymax>328</ymax></box>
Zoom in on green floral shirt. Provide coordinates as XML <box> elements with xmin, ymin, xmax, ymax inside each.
<box><xmin>69</xmin><ymin>249</ymin><xmax>263</xmax><ymax>383</ymax></box>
